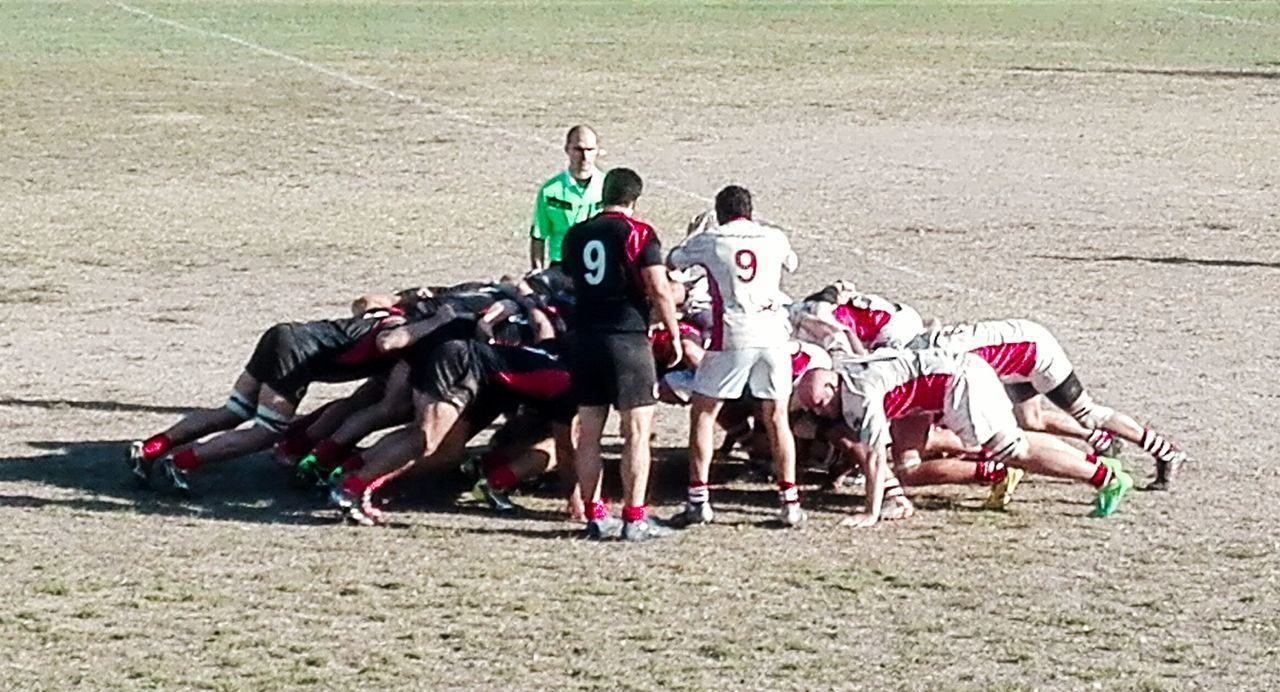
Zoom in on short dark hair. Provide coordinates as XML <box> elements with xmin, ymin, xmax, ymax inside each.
<box><xmin>715</xmin><ymin>185</ymin><xmax>752</xmax><ymax>224</ymax></box>
<box><xmin>602</xmin><ymin>168</ymin><xmax>643</xmax><ymax>207</ymax></box>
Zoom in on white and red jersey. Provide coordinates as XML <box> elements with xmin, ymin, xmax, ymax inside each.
<box><xmin>791</xmin><ymin>292</ymin><xmax>924</xmax><ymax>353</ymax></box>
<box><xmin>668</xmin><ymin>218</ymin><xmax>797</xmax><ymax>350</ymax></box>
<box><xmin>835</xmin><ymin>349</ymin><xmax>1015</xmax><ymax>451</ymax></box>
<box><xmin>908</xmin><ymin>318</ymin><xmax>1074</xmax><ymax>392</ymax></box>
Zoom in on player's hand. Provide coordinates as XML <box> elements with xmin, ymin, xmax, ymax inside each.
<box><xmin>839</xmin><ymin>512</ymin><xmax>879</xmax><ymax>529</ymax></box>
<box><xmin>668</xmin><ymin>337</ymin><xmax>684</xmax><ymax>368</ymax></box>
<box><xmin>376</xmin><ymin>327</ymin><xmax>412</xmax><ymax>352</ymax></box>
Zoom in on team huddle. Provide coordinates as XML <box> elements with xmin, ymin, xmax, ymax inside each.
<box><xmin>124</xmin><ymin>128</ymin><xmax>1188</xmax><ymax>541</ymax></box>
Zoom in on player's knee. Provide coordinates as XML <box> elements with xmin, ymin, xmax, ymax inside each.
<box><xmin>1065</xmin><ymin>392</ymin><xmax>1115</xmax><ymax>429</ymax></box>
<box><xmin>985</xmin><ymin>429</ymin><xmax>1030</xmax><ymax>464</ymax></box>
<box><xmin>253</xmin><ymin>405</ymin><xmax>292</xmax><ymax>434</ymax></box>
<box><xmin>224</xmin><ymin>391</ymin><xmax>255</xmax><ymax>420</ymax></box>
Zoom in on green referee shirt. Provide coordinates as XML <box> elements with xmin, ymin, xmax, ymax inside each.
<box><xmin>531</xmin><ymin>170</ymin><xmax>604</xmax><ymax>263</ymax></box>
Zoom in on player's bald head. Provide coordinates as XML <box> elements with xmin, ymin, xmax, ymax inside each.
<box><xmin>565</xmin><ymin>124</ymin><xmax>597</xmax><ymax>146</ymax></box>
<box><xmin>793</xmin><ymin>368</ymin><xmax>840</xmax><ymax>419</ymax></box>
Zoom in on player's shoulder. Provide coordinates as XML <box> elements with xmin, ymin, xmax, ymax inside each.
<box><xmin>537</xmin><ymin>170</ymin><xmax>572</xmax><ymax>195</ymax></box>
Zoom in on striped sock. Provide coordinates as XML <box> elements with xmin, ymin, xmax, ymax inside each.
<box><xmin>1086</xmin><ymin>429</ymin><xmax>1115</xmax><ymax>454</ymax></box>
<box><xmin>1141</xmin><ymin>427</ymin><xmax>1179</xmax><ymax>463</ymax></box>
<box><xmin>687</xmin><ymin>482</ymin><xmax>710</xmax><ymax>505</ymax></box>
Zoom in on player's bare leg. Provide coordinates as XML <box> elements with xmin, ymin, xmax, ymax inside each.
<box><xmin>760</xmin><ymin>399</ymin><xmax>805</xmax><ymax>527</ymax></box>
<box><xmin>151</xmin><ymin>383</ymin><xmax>297</xmax><ymax>494</ymax></box>
<box><xmin>574</xmin><ymin>405</ymin><xmax>621</xmax><ymax>538</ymax></box>
<box><xmin>297</xmin><ymin>365</ymin><xmax>413</xmax><ymax>484</ymax></box>
<box><xmin>331</xmin><ymin>396</ymin><xmax>464</xmax><ymax>525</ymax></box>
<box><xmin>1014</xmin><ymin>398</ymin><xmax>1121</xmax><ymax>457</ymax></box>
<box><xmin>618</xmin><ymin>403</ymin><xmax>670</xmax><ymax>541</ymax></box>
<box><xmin>988</xmin><ymin>429</ymin><xmax>1134</xmax><ymax>517</ymax></box>
<box><xmin>671</xmin><ymin>393</ymin><xmax>722</xmax><ymax>527</ymax></box>
<box><xmin>127</xmin><ymin>372</ymin><xmax>260</xmax><ymax>485</ymax></box>
<box><xmin>276</xmin><ymin>377</ymin><xmax>389</xmax><ymax>467</ymax></box>
<box><xmin>1046</xmin><ymin>373</ymin><xmax>1186</xmax><ymax>490</ymax></box>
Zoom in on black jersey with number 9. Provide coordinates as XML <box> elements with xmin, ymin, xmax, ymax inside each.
<box><xmin>561</xmin><ymin>211</ymin><xmax>663</xmax><ymax>334</ymax></box>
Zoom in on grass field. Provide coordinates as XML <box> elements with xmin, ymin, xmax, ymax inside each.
<box><xmin>2</xmin><ymin>1</ymin><xmax>1279</xmax><ymax>689</ymax></box>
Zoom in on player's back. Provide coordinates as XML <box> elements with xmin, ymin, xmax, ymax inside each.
<box><xmin>670</xmin><ymin>219</ymin><xmax>795</xmax><ymax>349</ymax></box>
<box><xmin>561</xmin><ymin>211</ymin><xmax>659</xmax><ymax>334</ymax></box>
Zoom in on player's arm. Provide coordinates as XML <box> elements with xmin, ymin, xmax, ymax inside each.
<box><xmin>474</xmin><ymin>300</ymin><xmax>520</xmax><ymax>342</ymax></box>
<box><xmin>530</xmin><ymin>190</ymin><xmax>553</xmax><ymax>270</ymax></box>
<box><xmin>375</xmin><ymin>303</ymin><xmax>459</xmax><ymax>353</ymax></box>
<box><xmin>552</xmin><ymin>420</ymin><xmax>584</xmax><ymax>520</ymax></box>
<box><xmin>529</xmin><ymin>236</ymin><xmax>546</xmax><ymax>271</ymax></box>
<box><xmin>680</xmin><ymin>334</ymin><xmax>705</xmax><ymax>369</ymax></box>
<box><xmin>844</xmin><ymin>401</ymin><xmax>891</xmax><ymax>528</ymax></box>
<box><xmin>352</xmin><ymin>287</ymin><xmax>433</xmax><ymax>317</ymax></box>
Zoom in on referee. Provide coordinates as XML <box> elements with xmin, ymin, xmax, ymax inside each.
<box><xmin>529</xmin><ymin>125</ymin><xmax>604</xmax><ymax>270</ymax></box>
<box><xmin>561</xmin><ymin>167</ymin><xmax>683</xmax><ymax>542</ymax></box>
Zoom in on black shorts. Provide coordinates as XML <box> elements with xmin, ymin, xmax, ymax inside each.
<box><xmin>244</xmin><ymin>320</ymin><xmax>395</xmax><ymax>405</ymax></box>
<box><xmin>408</xmin><ymin>339</ymin><xmax>507</xmax><ymax>430</ymax></box>
<box><xmin>567</xmin><ymin>331</ymin><xmax>656</xmax><ymax>410</ymax></box>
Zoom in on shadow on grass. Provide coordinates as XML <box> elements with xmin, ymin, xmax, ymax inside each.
<box><xmin>1033</xmin><ymin>252</ymin><xmax>1280</xmax><ymax>270</ymax></box>
<box><xmin>0</xmin><ymin>397</ymin><xmax>194</xmax><ymax>415</ymax></box>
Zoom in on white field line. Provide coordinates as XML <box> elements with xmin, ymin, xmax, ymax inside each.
<box><xmin>1167</xmin><ymin>6</ymin><xmax>1276</xmax><ymax>28</ymax></box>
<box><xmin>110</xmin><ymin>0</ymin><xmax>981</xmax><ymax>294</ymax></box>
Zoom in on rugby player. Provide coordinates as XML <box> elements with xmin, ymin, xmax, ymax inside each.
<box><xmin>789</xmin><ymin>280</ymin><xmax>926</xmax><ymax>355</ymax></box>
<box><xmin>124</xmin><ymin>307</ymin><xmax>453</xmax><ymax>493</ymax></box>
<box><xmin>792</xmin><ymin>349</ymin><xmax>1136</xmax><ymax>527</ymax></box>
<box><xmin>329</xmin><ymin>337</ymin><xmax>578</xmax><ymax>526</ymax></box>
<box><xmin>561</xmin><ymin>167</ymin><xmax>683</xmax><ymax>541</ymax></box>
<box><xmin>910</xmin><ymin>318</ymin><xmax>1188</xmax><ymax>489</ymax></box>
<box><xmin>667</xmin><ymin>185</ymin><xmax>805</xmax><ymax>527</ymax></box>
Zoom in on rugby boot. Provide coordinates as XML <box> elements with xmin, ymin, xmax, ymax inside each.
<box><xmin>585</xmin><ymin>515</ymin><xmax>624</xmax><ymax>541</ymax></box>
<box><xmin>470</xmin><ymin>478</ymin><xmax>523</xmax><ymax>514</ymax></box>
<box><xmin>1145</xmin><ymin>450</ymin><xmax>1186</xmax><ymax>491</ymax></box>
<box><xmin>779</xmin><ymin>502</ymin><xmax>807</xmax><ymax>527</ymax></box>
<box><xmin>622</xmin><ymin>518</ymin><xmax>676</xmax><ymax>542</ymax></box>
<box><xmin>982</xmin><ymin>467</ymin><xmax>1025</xmax><ymax>511</ymax></box>
<box><xmin>157</xmin><ymin>457</ymin><xmax>191</xmax><ymax>495</ymax></box>
<box><xmin>667</xmin><ymin>502</ymin><xmax>714</xmax><ymax>528</ymax></box>
<box><xmin>1091</xmin><ymin>458</ymin><xmax>1134</xmax><ymax>517</ymax></box>
<box><xmin>126</xmin><ymin>441</ymin><xmax>153</xmax><ymax>488</ymax></box>
<box><xmin>294</xmin><ymin>454</ymin><xmax>326</xmax><ymax>488</ymax></box>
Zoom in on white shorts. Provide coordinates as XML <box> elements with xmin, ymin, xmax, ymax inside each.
<box><xmin>693</xmin><ymin>347</ymin><xmax>792</xmax><ymax>400</ymax></box>
<box><xmin>938</xmin><ymin>354</ymin><xmax>1018</xmax><ymax>448</ymax></box>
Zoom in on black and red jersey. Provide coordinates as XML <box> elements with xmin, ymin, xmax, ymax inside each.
<box><xmin>561</xmin><ymin>211</ymin><xmax>663</xmax><ymax>334</ymax></box>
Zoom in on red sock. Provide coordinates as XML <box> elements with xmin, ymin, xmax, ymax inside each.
<box><xmin>1090</xmin><ymin>463</ymin><xmax>1112</xmax><ymax>488</ymax></box>
<box><xmin>589</xmin><ymin>500</ymin><xmax>609</xmax><ymax>520</ymax></box>
<box><xmin>172</xmin><ymin>449</ymin><xmax>199</xmax><ymax>471</ymax></box>
<box><xmin>339</xmin><ymin>454</ymin><xmax>366</xmax><ymax>473</ymax></box>
<box><xmin>480</xmin><ymin>449</ymin><xmax>511</xmax><ymax>476</ymax></box>
<box><xmin>276</xmin><ymin>428</ymin><xmax>313</xmax><ymax>459</ymax></box>
<box><xmin>486</xmin><ymin>464</ymin><xmax>519</xmax><ymax>492</ymax></box>
<box><xmin>341</xmin><ymin>474</ymin><xmax>368</xmax><ymax>496</ymax></box>
<box><xmin>622</xmin><ymin>505</ymin><xmax>647</xmax><ymax>523</ymax></box>
<box><xmin>141</xmin><ymin>434</ymin><xmax>172</xmax><ymax>460</ymax></box>
<box><xmin>974</xmin><ymin>460</ymin><xmax>1007</xmax><ymax>484</ymax></box>
<box><xmin>312</xmin><ymin>439</ymin><xmax>347</xmax><ymax>469</ymax></box>
<box><xmin>1085</xmin><ymin>452</ymin><xmax>1099</xmax><ymax>466</ymax></box>
<box><xmin>777</xmin><ymin>481</ymin><xmax>799</xmax><ymax>505</ymax></box>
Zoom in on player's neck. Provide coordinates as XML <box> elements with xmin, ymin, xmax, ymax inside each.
<box><xmin>602</xmin><ymin>204</ymin><xmax>633</xmax><ymax>216</ymax></box>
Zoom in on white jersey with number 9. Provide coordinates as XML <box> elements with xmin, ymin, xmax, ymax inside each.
<box><xmin>668</xmin><ymin>218</ymin><xmax>797</xmax><ymax>350</ymax></box>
